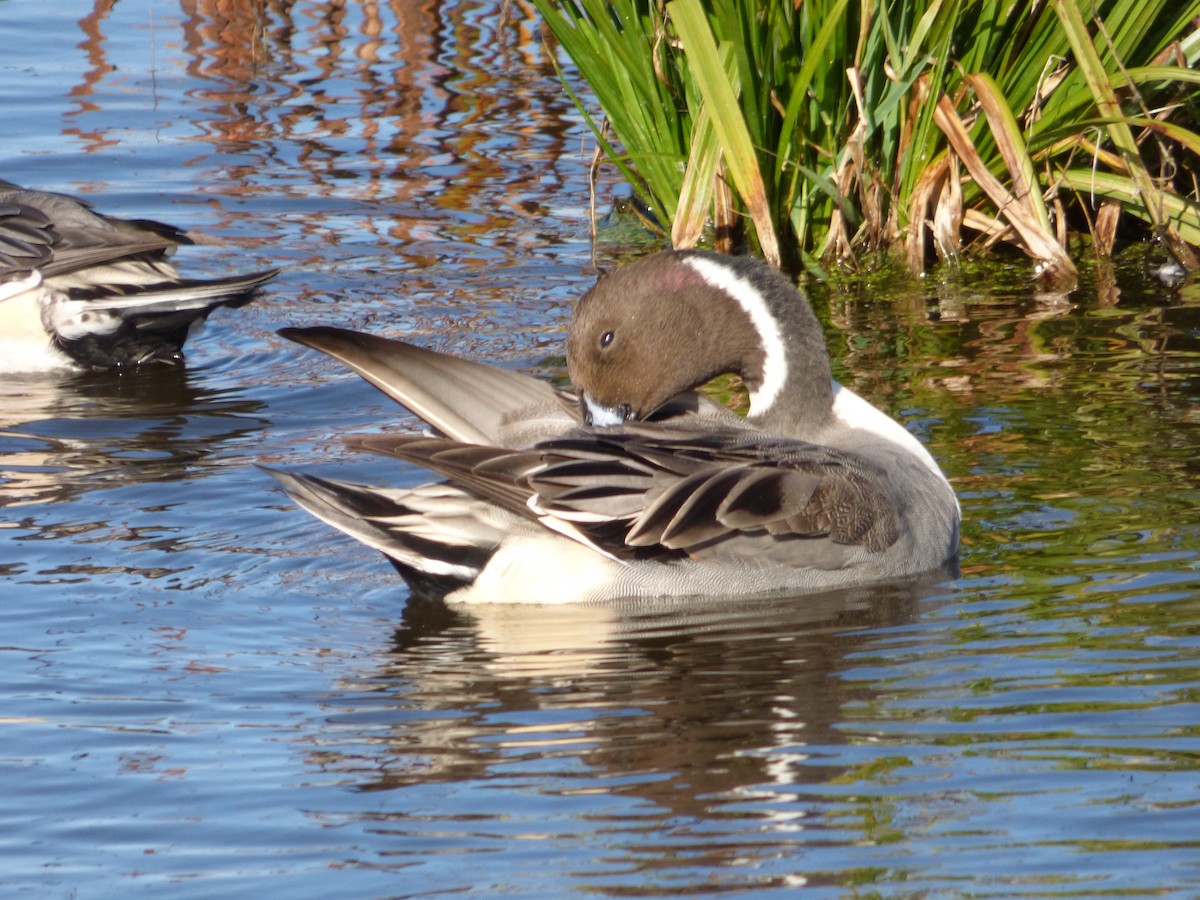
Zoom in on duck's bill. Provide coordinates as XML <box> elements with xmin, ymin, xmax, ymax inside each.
<box><xmin>581</xmin><ymin>394</ymin><xmax>632</xmax><ymax>427</ymax></box>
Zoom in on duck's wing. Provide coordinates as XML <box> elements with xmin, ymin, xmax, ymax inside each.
<box><xmin>348</xmin><ymin>434</ymin><xmax>546</xmax><ymax>515</ymax></box>
<box><xmin>0</xmin><ymin>185</ymin><xmax>185</xmax><ymax>280</ymax></box>
<box><xmin>348</xmin><ymin>427</ymin><xmax>902</xmax><ymax>564</ymax></box>
<box><xmin>532</xmin><ymin>429</ymin><xmax>902</xmax><ymax>556</ymax></box>
<box><xmin>0</xmin><ymin>202</ymin><xmax>58</xmax><ymax>274</ymax></box>
<box><xmin>279</xmin><ymin>326</ymin><xmax>579</xmax><ymax>447</ymax></box>
<box><xmin>1</xmin><ymin>184</ymin><xmax>276</xmax><ymax>315</ymax></box>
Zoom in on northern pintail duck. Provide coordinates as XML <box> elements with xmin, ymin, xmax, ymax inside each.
<box><xmin>271</xmin><ymin>250</ymin><xmax>959</xmax><ymax>603</ymax></box>
<box><xmin>0</xmin><ymin>180</ymin><xmax>278</xmax><ymax>372</ymax></box>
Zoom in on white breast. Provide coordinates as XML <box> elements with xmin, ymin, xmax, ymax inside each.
<box><xmin>830</xmin><ymin>381</ymin><xmax>952</xmax><ymax>487</ymax></box>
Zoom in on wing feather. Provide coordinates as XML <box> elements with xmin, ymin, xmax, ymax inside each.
<box><xmin>532</xmin><ymin>428</ymin><xmax>902</xmax><ymax>557</ymax></box>
<box><xmin>343</xmin><ymin>418</ymin><xmax>902</xmax><ymax>566</ymax></box>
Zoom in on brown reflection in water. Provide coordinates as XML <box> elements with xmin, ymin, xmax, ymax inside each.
<box><xmin>67</xmin><ymin>0</ymin><xmax>119</xmax><ymax>151</ymax></box>
<box><xmin>180</xmin><ymin>0</ymin><xmax>275</xmax><ymax>87</ymax></box>
<box><xmin>58</xmin><ymin>0</ymin><xmax>584</xmax><ymax>286</ymax></box>
<box><xmin>171</xmin><ymin>1</ymin><xmax>569</xmax><ymax>206</ymax></box>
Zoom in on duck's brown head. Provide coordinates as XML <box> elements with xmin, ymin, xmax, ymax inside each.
<box><xmin>566</xmin><ymin>250</ymin><xmax>832</xmax><ymax>433</ymax></box>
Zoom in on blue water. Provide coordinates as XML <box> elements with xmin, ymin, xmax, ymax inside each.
<box><xmin>2</xmin><ymin>1</ymin><xmax>1199</xmax><ymax>897</ymax></box>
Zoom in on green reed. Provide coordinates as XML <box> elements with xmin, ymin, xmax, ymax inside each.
<box><xmin>533</xmin><ymin>0</ymin><xmax>1200</xmax><ymax>283</ymax></box>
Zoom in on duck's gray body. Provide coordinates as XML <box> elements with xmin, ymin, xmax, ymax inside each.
<box><xmin>0</xmin><ymin>180</ymin><xmax>277</xmax><ymax>371</ymax></box>
<box><xmin>271</xmin><ymin>251</ymin><xmax>959</xmax><ymax>604</ymax></box>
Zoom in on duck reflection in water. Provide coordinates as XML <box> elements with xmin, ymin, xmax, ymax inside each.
<box><xmin>300</xmin><ymin>579</ymin><xmax>948</xmax><ymax>889</ymax></box>
<box><xmin>0</xmin><ymin>366</ymin><xmax>268</xmax><ymax>509</ymax></box>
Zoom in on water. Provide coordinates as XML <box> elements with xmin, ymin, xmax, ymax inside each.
<box><xmin>2</xmin><ymin>1</ymin><xmax>1199</xmax><ymax>897</ymax></box>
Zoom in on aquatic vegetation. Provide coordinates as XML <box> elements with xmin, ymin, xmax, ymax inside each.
<box><xmin>534</xmin><ymin>0</ymin><xmax>1200</xmax><ymax>284</ymax></box>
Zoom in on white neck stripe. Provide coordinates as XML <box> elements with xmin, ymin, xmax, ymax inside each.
<box><xmin>682</xmin><ymin>256</ymin><xmax>787</xmax><ymax>416</ymax></box>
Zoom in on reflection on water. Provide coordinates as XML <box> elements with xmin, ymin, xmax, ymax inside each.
<box><xmin>2</xmin><ymin>1</ymin><xmax>1200</xmax><ymax>898</ymax></box>
<box><xmin>0</xmin><ymin>366</ymin><xmax>266</xmax><ymax>508</ymax></box>
<box><xmin>302</xmin><ymin>585</ymin><xmax>928</xmax><ymax>892</ymax></box>
<box><xmin>288</xmin><ymin>546</ymin><xmax>1200</xmax><ymax>896</ymax></box>
<box><xmin>339</xmin><ymin>584</ymin><xmax>922</xmax><ymax>782</ymax></box>
<box><xmin>30</xmin><ymin>0</ymin><xmax>600</xmax><ymax>365</ymax></box>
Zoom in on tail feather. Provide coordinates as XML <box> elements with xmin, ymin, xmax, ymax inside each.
<box><xmin>264</xmin><ymin>466</ymin><xmax>511</xmax><ymax>592</ymax></box>
<box><xmin>278</xmin><ymin>326</ymin><xmax>577</xmax><ymax>447</ymax></box>
<box><xmin>41</xmin><ymin>268</ymin><xmax>279</xmax><ymax>367</ymax></box>
<box><xmin>69</xmin><ymin>268</ymin><xmax>280</xmax><ymax>314</ymax></box>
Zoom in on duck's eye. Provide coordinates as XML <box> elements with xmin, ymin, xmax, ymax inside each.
<box><xmin>599</xmin><ymin>330</ymin><xmax>615</xmax><ymax>349</ymax></box>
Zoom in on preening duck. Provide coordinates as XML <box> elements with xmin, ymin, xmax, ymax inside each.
<box><xmin>270</xmin><ymin>250</ymin><xmax>959</xmax><ymax>603</ymax></box>
<box><xmin>0</xmin><ymin>180</ymin><xmax>278</xmax><ymax>372</ymax></box>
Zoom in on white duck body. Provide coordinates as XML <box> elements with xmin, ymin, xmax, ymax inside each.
<box><xmin>271</xmin><ymin>250</ymin><xmax>959</xmax><ymax>604</ymax></box>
